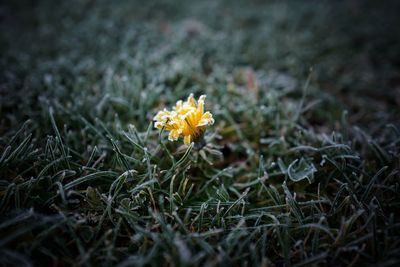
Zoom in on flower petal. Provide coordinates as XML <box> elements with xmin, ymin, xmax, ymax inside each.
<box><xmin>197</xmin><ymin>111</ymin><xmax>214</xmax><ymax>126</ymax></box>
<box><xmin>154</xmin><ymin>121</ymin><xmax>165</xmax><ymax>129</ymax></box>
<box><xmin>187</xmin><ymin>93</ymin><xmax>196</xmax><ymax>107</ymax></box>
<box><xmin>184</xmin><ymin>135</ymin><xmax>191</xmax><ymax>145</ymax></box>
<box><xmin>168</xmin><ymin>129</ymin><xmax>182</xmax><ymax>141</ymax></box>
<box><xmin>197</xmin><ymin>95</ymin><xmax>206</xmax><ymax>114</ymax></box>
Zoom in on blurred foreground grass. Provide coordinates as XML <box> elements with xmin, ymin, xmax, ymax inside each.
<box><xmin>1</xmin><ymin>0</ymin><xmax>399</xmax><ymax>266</ymax></box>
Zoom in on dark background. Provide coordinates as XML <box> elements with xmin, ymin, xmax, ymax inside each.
<box><xmin>1</xmin><ymin>0</ymin><xmax>400</xmax><ymax>132</ymax></box>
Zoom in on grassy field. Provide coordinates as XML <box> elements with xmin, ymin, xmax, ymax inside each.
<box><xmin>1</xmin><ymin>0</ymin><xmax>400</xmax><ymax>266</ymax></box>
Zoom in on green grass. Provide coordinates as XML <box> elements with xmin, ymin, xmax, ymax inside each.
<box><xmin>1</xmin><ymin>0</ymin><xmax>400</xmax><ymax>266</ymax></box>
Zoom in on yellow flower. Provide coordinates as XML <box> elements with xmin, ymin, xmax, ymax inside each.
<box><xmin>154</xmin><ymin>94</ymin><xmax>214</xmax><ymax>145</ymax></box>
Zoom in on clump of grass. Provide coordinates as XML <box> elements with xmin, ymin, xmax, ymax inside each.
<box><xmin>1</xmin><ymin>0</ymin><xmax>400</xmax><ymax>266</ymax></box>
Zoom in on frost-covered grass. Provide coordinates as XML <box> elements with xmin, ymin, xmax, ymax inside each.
<box><xmin>1</xmin><ymin>0</ymin><xmax>399</xmax><ymax>266</ymax></box>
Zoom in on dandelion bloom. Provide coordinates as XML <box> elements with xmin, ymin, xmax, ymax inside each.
<box><xmin>154</xmin><ymin>94</ymin><xmax>214</xmax><ymax>145</ymax></box>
